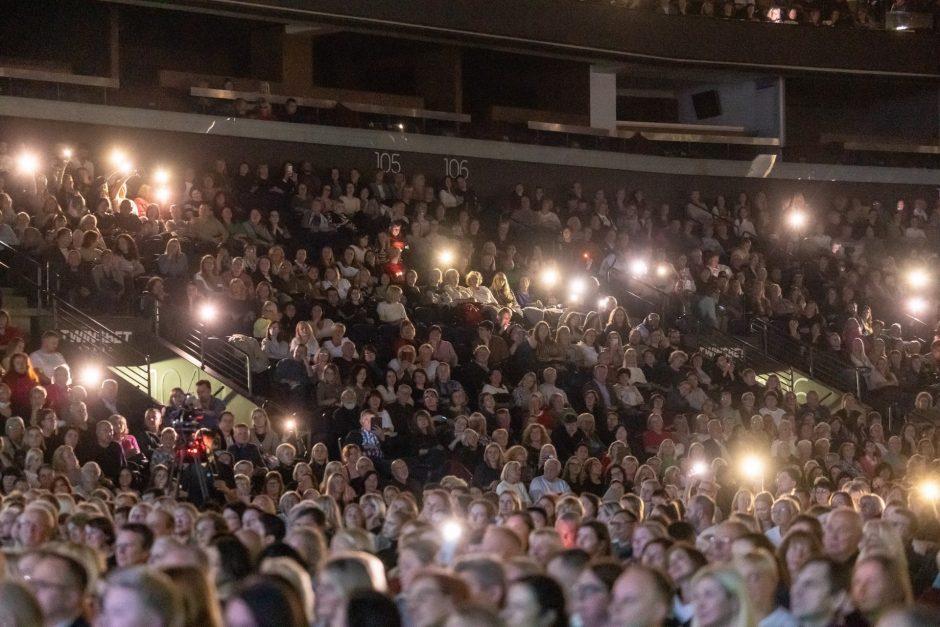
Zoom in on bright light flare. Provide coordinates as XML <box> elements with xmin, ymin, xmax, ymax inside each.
<box><xmin>110</xmin><ymin>148</ymin><xmax>127</xmax><ymax>167</ymax></box>
<box><xmin>540</xmin><ymin>268</ymin><xmax>559</xmax><ymax>288</ymax></box>
<box><xmin>629</xmin><ymin>260</ymin><xmax>648</xmax><ymax>277</ymax></box>
<box><xmin>598</xmin><ymin>297</ymin><xmax>610</xmax><ymax>309</ymax></box>
<box><xmin>739</xmin><ymin>455</ymin><xmax>765</xmax><ymax>480</ymax></box>
<box><xmin>442</xmin><ymin>519</ymin><xmax>463</xmax><ymax>544</ymax></box>
<box><xmin>437</xmin><ymin>249</ymin><xmax>454</xmax><ymax>266</ymax></box>
<box><xmin>16</xmin><ymin>153</ymin><xmax>39</xmax><ymax>176</ymax></box>
<box><xmin>908</xmin><ymin>297</ymin><xmax>928</xmax><ymax>316</ymax></box>
<box><xmin>77</xmin><ymin>364</ymin><xmax>104</xmax><ymax>387</ymax></box>
<box><xmin>919</xmin><ymin>480</ymin><xmax>940</xmax><ymax>501</ymax></box>
<box><xmin>62</xmin><ymin>147</ymin><xmax>73</xmax><ymax>160</ymax></box>
<box><xmin>787</xmin><ymin>210</ymin><xmax>807</xmax><ymax>229</ymax></box>
<box><xmin>285</xmin><ymin>418</ymin><xmax>296</xmax><ymax>432</ymax></box>
<box><xmin>656</xmin><ymin>263</ymin><xmax>670</xmax><ymax>278</ymax></box>
<box><xmin>907</xmin><ymin>268</ymin><xmax>930</xmax><ymax>290</ymax></box>
<box><xmin>118</xmin><ymin>161</ymin><xmax>134</xmax><ymax>175</ymax></box>
<box><xmin>569</xmin><ymin>277</ymin><xmax>587</xmax><ymax>296</ymax></box>
<box><xmin>154</xmin><ymin>187</ymin><xmax>171</xmax><ymax>204</ymax></box>
<box><xmin>690</xmin><ymin>461</ymin><xmax>708</xmax><ymax>476</ymax></box>
<box><xmin>153</xmin><ymin>168</ymin><xmax>170</xmax><ymax>185</ymax></box>
<box><xmin>198</xmin><ymin>303</ymin><xmax>217</xmax><ymax>323</ymax></box>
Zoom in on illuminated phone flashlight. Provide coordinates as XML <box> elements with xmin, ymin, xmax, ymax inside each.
<box><xmin>739</xmin><ymin>455</ymin><xmax>765</xmax><ymax>480</ymax></box>
<box><xmin>598</xmin><ymin>296</ymin><xmax>610</xmax><ymax>309</ymax></box>
<box><xmin>908</xmin><ymin>297</ymin><xmax>928</xmax><ymax>316</ymax></box>
<box><xmin>540</xmin><ymin>268</ymin><xmax>559</xmax><ymax>288</ymax></box>
<box><xmin>440</xmin><ymin>518</ymin><xmax>464</xmax><ymax>564</ymax></box>
<box><xmin>629</xmin><ymin>259</ymin><xmax>648</xmax><ymax>277</ymax></box>
<box><xmin>437</xmin><ymin>249</ymin><xmax>455</xmax><ymax>266</ymax></box>
<box><xmin>62</xmin><ymin>147</ymin><xmax>73</xmax><ymax>160</ymax></box>
<box><xmin>285</xmin><ymin>418</ymin><xmax>296</xmax><ymax>432</ymax></box>
<box><xmin>690</xmin><ymin>461</ymin><xmax>708</xmax><ymax>476</ymax></box>
<box><xmin>198</xmin><ymin>303</ymin><xmax>217</xmax><ymax>323</ymax></box>
<box><xmin>907</xmin><ymin>268</ymin><xmax>930</xmax><ymax>290</ymax></box>
<box><xmin>787</xmin><ymin>210</ymin><xmax>807</xmax><ymax>229</ymax></box>
<box><xmin>919</xmin><ymin>479</ymin><xmax>940</xmax><ymax>502</ymax></box>
<box><xmin>16</xmin><ymin>152</ymin><xmax>39</xmax><ymax>176</ymax></box>
<box><xmin>153</xmin><ymin>168</ymin><xmax>171</xmax><ymax>185</ymax></box>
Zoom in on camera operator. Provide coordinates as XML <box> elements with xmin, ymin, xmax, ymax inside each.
<box><xmin>191</xmin><ymin>380</ymin><xmax>226</xmax><ymax>429</ymax></box>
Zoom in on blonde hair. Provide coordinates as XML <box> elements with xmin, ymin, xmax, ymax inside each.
<box><xmin>690</xmin><ymin>564</ymin><xmax>756</xmax><ymax>627</ymax></box>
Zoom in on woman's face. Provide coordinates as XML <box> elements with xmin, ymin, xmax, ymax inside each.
<box><xmin>573</xmin><ymin>569</ymin><xmax>610</xmax><ymax>626</ymax></box>
<box><xmin>667</xmin><ymin>549</ymin><xmax>697</xmax><ymax>583</ymax></box>
<box><xmin>502</xmin><ymin>584</ymin><xmax>545</xmax><ymax>627</ymax></box>
<box><xmin>692</xmin><ymin>577</ymin><xmax>736</xmax><ymax>627</ymax></box>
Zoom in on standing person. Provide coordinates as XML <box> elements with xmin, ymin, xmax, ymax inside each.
<box><xmin>29</xmin><ymin>331</ymin><xmax>69</xmax><ymax>385</ymax></box>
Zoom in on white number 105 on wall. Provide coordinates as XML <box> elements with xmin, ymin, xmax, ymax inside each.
<box><xmin>374</xmin><ymin>152</ymin><xmax>401</xmax><ymax>174</ymax></box>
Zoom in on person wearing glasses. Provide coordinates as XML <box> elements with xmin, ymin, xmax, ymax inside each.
<box><xmin>23</xmin><ymin>549</ymin><xmax>91</xmax><ymax>627</ymax></box>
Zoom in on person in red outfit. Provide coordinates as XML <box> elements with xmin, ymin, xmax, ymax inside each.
<box><xmin>3</xmin><ymin>352</ymin><xmax>38</xmax><ymax>419</ymax></box>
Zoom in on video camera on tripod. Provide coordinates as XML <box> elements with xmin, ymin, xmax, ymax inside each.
<box><xmin>170</xmin><ymin>395</ymin><xmax>216</xmax><ymax>506</ymax></box>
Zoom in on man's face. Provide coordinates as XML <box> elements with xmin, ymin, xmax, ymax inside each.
<box><xmin>234</xmin><ymin>427</ymin><xmax>250</xmax><ymax>444</ymax></box>
<box><xmin>609</xmin><ymin>570</ymin><xmax>667</xmax><ymax>627</ymax></box>
<box><xmin>145</xmin><ymin>410</ymin><xmax>162</xmax><ymax>432</ymax></box>
<box><xmin>97</xmin><ymin>421</ymin><xmax>114</xmax><ymax>442</ymax></box>
<box><xmin>115</xmin><ymin>530</ymin><xmax>149</xmax><ymax>568</ymax></box>
<box><xmin>823</xmin><ymin>513</ymin><xmax>862</xmax><ymax>562</ymax></box>
<box><xmin>392</xmin><ymin>462</ymin><xmax>408</xmax><ymax>481</ymax></box>
<box><xmin>99</xmin><ymin>585</ymin><xmax>154</xmax><ymax>627</ymax></box>
<box><xmin>27</xmin><ymin>556</ymin><xmax>82</xmax><ymax>623</ymax></box>
<box><xmin>17</xmin><ymin>510</ymin><xmax>50</xmax><ymax>548</ymax></box>
<box><xmin>43</xmin><ymin>336</ymin><xmax>59</xmax><ymax>352</ymax></box>
<box><xmin>38</xmin><ymin>467</ymin><xmax>54</xmax><ymax>488</ymax></box>
<box><xmin>608</xmin><ymin>513</ymin><xmax>635</xmax><ymax>543</ymax></box>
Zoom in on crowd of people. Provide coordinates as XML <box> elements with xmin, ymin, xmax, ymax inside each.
<box><xmin>0</xmin><ymin>138</ymin><xmax>938</xmax><ymax>626</ymax></box>
<box><xmin>591</xmin><ymin>0</ymin><xmax>936</xmax><ymax>28</ymax></box>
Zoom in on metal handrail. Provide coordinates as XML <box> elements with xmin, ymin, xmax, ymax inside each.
<box><xmin>51</xmin><ymin>286</ymin><xmax>151</xmax><ymax>398</ymax></box>
<box><xmin>696</xmin><ymin>321</ymin><xmax>795</xmax><ymax>392</ymax></box>
<box><xmin>750</xmin><ymin>318</ymin><xmax>869</xmax><ymax>399</ymax></box>
<box><xmin>0</xmin><ymin>240</ymin><xmax>44</xmax><ymax>306</ymax></box>
<box><xmin>180</xmin><ymin>328</ymin><xmax>253</xmax><ymax>396</ymax></box>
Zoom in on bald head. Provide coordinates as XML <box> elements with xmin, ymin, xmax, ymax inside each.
<box><xmin>824</xmin><ymin>508</ymin><xmax>863</xmax><ymax>564</ymax></box>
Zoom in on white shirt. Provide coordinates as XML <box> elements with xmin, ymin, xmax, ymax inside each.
<box><xmin>759</xmin><ymin>606</ymin><xmax>797</xmax><ymax>627</ymax></box>
<box><xmin>323</xmin><ymin>337</ymin><xmax>357</xmax><ymax>358</ymax></box>
<box><xmin>377</xmin><ymin>301</ymin><xmax>408</xmax><ymax>323</ymax></box>
<box><xmin>529</xmin><ymin>476</ymin><xmax>572</xmax><ymax>502</ymax></box>
<box><xmin>29</xmin><ymin>349</ymin><xmax>69</xmax><ymax>382</ymax></box>
<box><xmin>759</xmin><ymin>406</ymin><xmax>786</xmax><ymax>426</ymax></box>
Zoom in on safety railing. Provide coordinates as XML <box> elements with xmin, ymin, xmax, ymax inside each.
<box><xmin>0</xmin><ymin>240</ymin><xmax>45</xmax><ymax>307</ymax></box>
<box><xmin>179</xmin><ymin>327</ymin><xmax>253</xmax><ymax>396</ymax></box>
<box><xmin>696</xmin><ymin>321</ymin><xmax>795</xmax><ymax>392</ymax></box>
<box><xmin>750</xmin><ymin>318</ymin><xmax>869</xmax><ymax>399</ymax></box>
<box><xmin>51</xmin><ymin>296</ymin><xmax>151</xmax><ymax>397</ymax></box>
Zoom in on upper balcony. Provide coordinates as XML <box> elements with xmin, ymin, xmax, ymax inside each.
<box><xmin>131</xmin><ymin>0</ymin><xmax>940</xmax><ymax>78</ymax></box>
